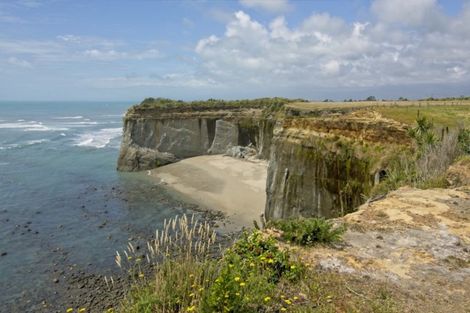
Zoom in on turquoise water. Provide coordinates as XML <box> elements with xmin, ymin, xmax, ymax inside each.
<box><xmin>0</xmin><ymin>102</ymin><xmax>193</xmax><ymax>311</ymax></box>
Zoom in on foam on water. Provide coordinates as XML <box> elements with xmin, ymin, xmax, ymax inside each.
<box><xmin>0</xmin><ymin>139</ymin><xmax>50</xmax><ymax>150</ymax></box>
<box><xmin>73</xmin><ymin>128</ymin><xmax>122</xmax><ymax>148</ymax></box>
<box><xmin>53</xmin><ymin>116</ymin><xmax>84</xmax><ymax>119</ymax></box>
<box><xmin>0</xmin><ymin>121</ymin><xmax>69</xmax><ymax>132</ymax></box>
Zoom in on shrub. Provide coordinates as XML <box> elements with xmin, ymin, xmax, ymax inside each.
<box><xmin>458</xmin><ymin>128</ymin><xmax>470</xmax><ymax>154</ymax></box>
<box><xmin>201</xmin><ymin>230</ymin><xmax>303</xmax><ymax>313</ymax></box>
<box><xmin>267</xmin><ymin>218</ymin><xmax>345</xmax><ymax>246</ymax></box>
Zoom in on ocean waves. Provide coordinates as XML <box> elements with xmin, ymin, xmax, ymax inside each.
<box><xmin>0</xmin><ymin>139</ymin><xmax>50</xmax><ymax>150</ymax></box>
<box><xmin>0</xmin><ymin>121</ymin><xmax>69</xmax><ymax>132</ymax></box>
<box><xmin>73</xmin><ymin>128</ymin><xmax>122</xmax><ymax>149</ymax></box>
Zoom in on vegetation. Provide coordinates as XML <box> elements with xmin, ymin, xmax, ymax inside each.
<box><xmin>458</xmin><ymin>128</ymin><xmax>470</xmax><ymax>153</ymax></box>
<box><xmin>376</xmin><ymin>105</ymin><xmax>470</xmax><ymax>128</ymax></box>
<box><xmin>133</xmin><ymin>97</ymin><xmax>306</xmax><ymax>112</ymax></box>
<box><xmin>371</xmin><ymin>115</ymin><xmax>469</xmax><ymax>196</ymax></box>
<box><xmin>116</xmin><ymin>215</ymin><xmax>400</xmax><ymax>313</ymax></box>
<box><xmin>267</xmin><ymin>218</ymin><xmax>345</xmax><ymax>246</ymax></box>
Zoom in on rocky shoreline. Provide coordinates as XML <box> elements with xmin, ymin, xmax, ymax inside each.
<box><xmin>1</xmin><ymin>182</ymin><xmax>232</xmax><ymax>313</ymax></box>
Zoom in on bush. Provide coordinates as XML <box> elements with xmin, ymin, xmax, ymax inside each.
<box><xmin>458</xmin><ymin>128</ymin><xmax>470</xmax><ymax>154</ymax></box>
<box><xmin>202</xmin><ymin>231</ymin><xmax>303</xmax><ymax>313</ymax></box>
<box><xmin>267</xmin><ymin>218</ymin><xmax>345</xmax><ymax>246</ymax></box>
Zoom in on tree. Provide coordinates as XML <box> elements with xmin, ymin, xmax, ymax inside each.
<box><xmin>365</xmin><ymin>96</ymin><xmax>376</xmax><ymax>101</ymax></box>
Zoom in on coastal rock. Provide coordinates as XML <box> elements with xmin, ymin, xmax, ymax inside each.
<box><xmin>208</xmin><ymin>120</ymin><xmax>238</xmax><ymax>154</ymax></box>
<box><xmin>225</xmin><ymin>145</ymin><xmax>257</xmax><ymax>159</ymax></box>
<box><xmin>117</xmin><ymin>101</ymin><xmax>411</xmax><ymax>219</ymax></box>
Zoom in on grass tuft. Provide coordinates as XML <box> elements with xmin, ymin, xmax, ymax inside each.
<box><xmin>267</xmin><ymin>218</ymin><xmax>345</xmax><ymax>246</ymax></box>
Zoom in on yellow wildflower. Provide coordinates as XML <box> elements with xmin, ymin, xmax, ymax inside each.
<box><xmin>234</xmin><ymin>277</ymin><xmax>240</xmax><ymax>281</ymax></box>
<box><xmin>228</xmin><ymin>264</ymin><xmax>234</xmax><ymax>268</ymax></box>
<box><xmin>66</xmin><ymin>309</ymin><xmax>73</xmax><ymax>313</ymax></box>
<box><xmin>138</xmin><ymin>273</ymin><xmax>144</xmax><ymax>278</ymax></box>
<box><xmin>198</xmin><ymin>287</ymin><xmax>204</xmax><ymax>292</ymax></box>
<box><xmin>189</xmin><ymin>274</ymin><xmax>194</xmax><ymax>278</ymax></box>
<box><xmin>239</xmin><ymin>282</ymin><xmax>246</xmax><ymax>287</ymax></box>
<box><xmin>249</xmin><ymin>262</ymin><xmax>255</xmax><ymax>267</ymax></box>
<box><xmin>235</xmin><ymin>292</ymin><xmax>240</xmax><ymax>296</ymax></box>
<box><xmin>186</xmin><ymin>306</ymin><xmax>195</xmax><ymax>312</ymax></box>
<box><xmin>267</xmin><ymin>259</ymin><xmax>274</xmax><ymax>264</ymax></box>
<box><xmin>263</xmin><ymin>296</ymin><xmax>271</xmax><ymax>302</ymax></box>
<box><xmin>78</xmin><ymin>309</ymin><xmax>86</xmax><ymax>313</ymax></box>
<box><xmin>281</xmin><ymin>307</ymin><xmax>287</xmax><ymax>312</ymax></box>
<box><xmin>284</xmin><ymin>299</ymin><xmax>292</xmax><ymax>305</ymax></box>
<box><xmin>260</xmin><ymin>256</ymin><xmax>266</xmax><ymax>261</ymax></box>
<box><xmin>293</xmin><ymin>296</ymin><xmax>299</xmax><ymax>300</ymax></box>
<box><xmin>189</xmin><ymin>293</ymin><xmax>195</xmax><ymax>297</ymax></box>
<box><xmin>290</xmin><ymin>265</ymin><xmax>296</xmax><ymax>270</ymax></box>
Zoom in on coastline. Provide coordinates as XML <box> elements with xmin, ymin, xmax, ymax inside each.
<box><xmin>148</xmin><ymin>155</ymin><xmax>268</xmax><ymax>231</ymax></box>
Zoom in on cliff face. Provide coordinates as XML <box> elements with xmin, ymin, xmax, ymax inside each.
<box><xmin>118</xmin><ymin>101</ymin><xmax>411</xmax><ymax>219</ymax></box>
<box><xmin>117</xmin><ymin>105</ymin><xmax>275</xmax><ymax>171</ymax></box>
<box><xmin>265</xmin><ymin>111</ymin><xmax>410</xmax><ymax>219</ymax></box>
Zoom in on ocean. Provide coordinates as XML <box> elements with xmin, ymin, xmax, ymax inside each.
<box><xmin>0</xmin><ymin>101</ymin><xmax>195</xmax><ymax>311</ymax></box>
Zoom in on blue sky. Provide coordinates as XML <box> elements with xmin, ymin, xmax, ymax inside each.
<box><xmin>0</xmin><ymin>0</ymin><xmax>469</xmax><ymax>101</ymax></box>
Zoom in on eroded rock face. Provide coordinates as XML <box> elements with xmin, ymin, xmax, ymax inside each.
<box><xmin>265</xmin><ymin>112</ymin><xmax>411</xmax><ymax>220</ymax></box>
<box><xmin>296</xmin><ymin>187</ymin><xmax>470</xmax><ymax>312</ymax></box>
<box><xmin>208</xmin><ymin>120</ymin><xmax>238</xmax><ymax>154</ymax></box>
<box><xmin>117</xmin><ymin>118</ymin><xmax>213</xmax><ymax>171</ymax></box>
<box><xmin>117</xmin><ymin>103</ymin><xmax>411</xmax><ymax>220</ymax></box>
<box><xmin>117</xmin><ymin>107</ymin><xmax>270</xmax><ymax>171</ymax></box>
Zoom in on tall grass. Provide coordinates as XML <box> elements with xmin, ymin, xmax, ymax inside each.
<box><xmin>371</xmin><ymin>117</ymin><xmax>467</xmax><ymax>195</ymax></box>
<box><xmin>116</xmin><ymin>214</ymin><xmax>219</xmax><ymax>313</ymax></box>
<box><xmin>116</xmin><ymin>219</ymin><xmax>400</xmax><ymax>313</ymax></box>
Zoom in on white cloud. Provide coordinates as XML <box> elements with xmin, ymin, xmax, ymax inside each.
<box><xmin>83</xmin><ymin>48</ymin><xmax>160</xmax><ymax>61</ymax></box>
<box><xmin>83</xmin><ymin>49</ymin><xmax>126</xmax><ymax>61</ymax></box>
<box><xmin>88</xmin><ymin>74</ymin><xmax>218</xmax><ymax>89</ymax></box>
<box><xmin>194</xmin><ymin>3</ymin><xmax>470</xmax><ymax>91</ymax></box>
<box><xmin>372</xmin><ymin>0</ymin><xmax>445</xmax><ymax>29</ymax></box>
<box><xmin>7</xmin><ymin>56</ymin><xmax>32</xmax><ymax>68</ymax></box>
<box><xmin>239</xmin><ymin>0</ymin><xmax>291</xmax><ymax>13</ymax></box>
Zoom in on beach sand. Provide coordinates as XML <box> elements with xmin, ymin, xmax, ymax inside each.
<box><xmin>149</xmin><ymin>155</ymin><xmax>268</xmax><ymax>230</ymax></box>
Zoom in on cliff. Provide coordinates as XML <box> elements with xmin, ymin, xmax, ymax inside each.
<box><xmin>265</xmin><ymin>111</ymin><xmax>411</xmax><ymax>219</ymax></box>
<box><xmin>117</xmin><ymin>99</ymin><xmax>411</xmax><ymax>219</ymax></box>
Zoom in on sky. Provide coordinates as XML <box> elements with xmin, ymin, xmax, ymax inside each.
<box><xmin>0</xmin><ymin>0</ymin><xmax>469</xmax><ymax>101</ymax></box>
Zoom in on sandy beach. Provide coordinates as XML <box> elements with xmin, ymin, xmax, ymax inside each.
<box><xmin>149</xmin><ymin>155</ymin><xmax>268</xmax><ymax>229</ymax></box>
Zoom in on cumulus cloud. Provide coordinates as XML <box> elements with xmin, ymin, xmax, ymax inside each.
<box><xmin>194</xmin><ymin>1</ymin><xmax>470</xmax><ymax>91</ymax></box>
<box><xmin>239</xmin><ymin>0</ymin><xmax>291</xmax><ymax>13</ymax></box>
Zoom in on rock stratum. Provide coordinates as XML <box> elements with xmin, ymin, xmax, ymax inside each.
<box><xmin>117</xmin><ymin>99</ymin><xmax>412</xmax><ymax>219</ymax></box>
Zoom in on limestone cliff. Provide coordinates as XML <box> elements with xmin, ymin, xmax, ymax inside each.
<box><xmin>118</xmin><ymin>99</ymin><xmax>411</xmax><ymax>219</ymax></box>
<box><xmin>117</xmin><ymin>100</ymin><xmax>281</xmax><ymax>171</ymax></box>
<box><xmin>265</xmin><ymin>111</ymin><xmax>411</xmax><ymax>219</ymax></box>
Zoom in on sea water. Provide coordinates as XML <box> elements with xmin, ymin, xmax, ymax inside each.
<box><xmin>0</xmin><ymin>102</ymin><xmax>193</xmax><ymax>310</ymax></box>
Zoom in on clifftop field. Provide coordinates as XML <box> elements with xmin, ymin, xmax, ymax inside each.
<box><xmin>288</xmin><ymin>100</ymin><xmax>470</xmax><ymax>127</ymax></box>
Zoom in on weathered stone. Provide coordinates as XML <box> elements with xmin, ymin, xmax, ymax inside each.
<box><xmin>208</xmin><ymin>120</ymin><xmax>238</xmax><ymax>154</ymax></box>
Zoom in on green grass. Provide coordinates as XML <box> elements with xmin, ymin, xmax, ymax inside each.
<box><xmin>266</xmin><ymin>218</ymin><xmax>345</xmax><ymax>246</ymax></box>
<box><xmin>132</xmin><ymin>97</ymin><xmax>306</xmax><ymax>111</ymax></box>
<box><xmin>377</xmin><ymin>105</ymin><xmax>470</xmax><ymax>128</ymax></box>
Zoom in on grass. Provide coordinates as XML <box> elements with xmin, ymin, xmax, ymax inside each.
<box><xmin>369</xmin><ymin>113</ymin><xmax>470</xmax><ymax>196</ymax></box>
<box><xmin>116</xmin><ymin>216</ymin><xmax>400</xmax><ymax>313</ymax></box>
<box><xmin>376</xmin><ymin>105</ymin><xmax>470</xmax><ymax>128</ymax></box>
<box><xmin>131</xmin><ymin>97</ymin><xmax>305</xmax><ymax>111</ymax></box>
<box><xmin>266</xmin><ymin>218</ymin><xmax>345</xmax><ymax>246</ymax></box>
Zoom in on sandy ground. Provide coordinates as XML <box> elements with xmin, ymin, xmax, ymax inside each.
<box><xmin>149</xmin><ymin>155</ymin><xmax>268</xmax><ymax>230</ymax></box>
